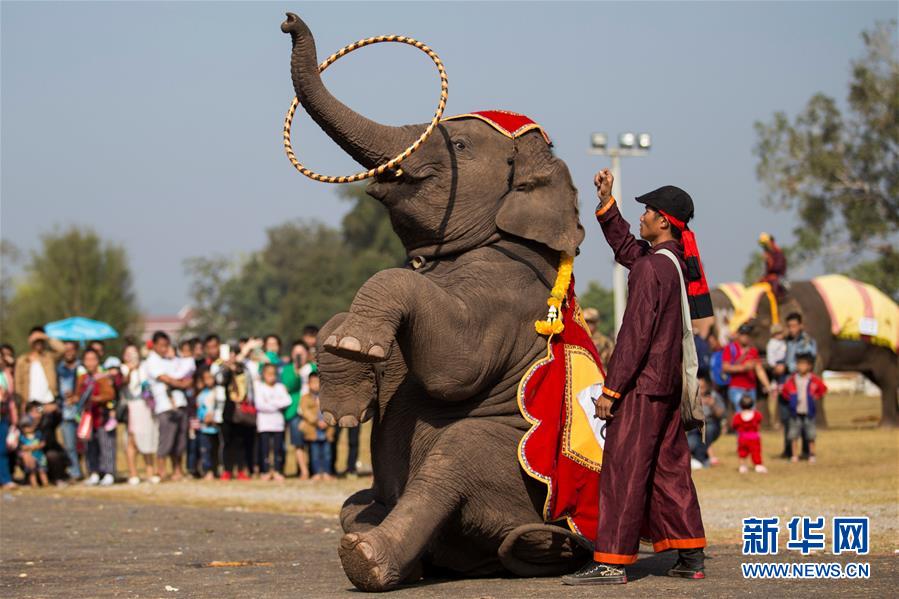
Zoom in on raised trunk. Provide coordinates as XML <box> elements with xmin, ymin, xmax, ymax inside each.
<box><xmin>281</xmin><ymin>13</ymin><xmax>423</xmax><ymax>170</ymax></box>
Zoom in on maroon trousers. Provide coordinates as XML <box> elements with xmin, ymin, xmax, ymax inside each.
<box><xmin>594</xmin><ymin>392</ymin><xmax>706</xmax><ymax>564</ymax></box>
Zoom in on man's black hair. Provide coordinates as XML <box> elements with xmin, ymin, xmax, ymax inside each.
<box><xmin>203</xmin><ymin>333</ymin><xmax>220</xmax><ymax>344</ymax></box>
<box><xmin>739</xmin><ymin>394</ymin><xmax>755</xmax><ymax>410</ymax></box>
<box><xmin>302</xmin><ymin>324</ymin><xmax>320</xmax><ymax>336</ymax></box>
<box><xmin>82</xmin><ymin>347</ymin><xmax>101</xmax><ymax>359</ymax></box>
<box><xmin>785</xmin><ymin>312</ymin><xmax>802</xmax><ymax>323</ymax></box>
<box><xmin>29</xmin><ymin>326</ymin><xmax>46</xmax><ymax>335</ymax></box>
<box><xmin>264</xmin><ymin>334</ymin><xmax>282</xmax><ymax>347</ymax></box>
<box><xmin>307</xmin><ymin>370</ymin><xmax>320</xmax><ymax>380</ymax></box>
<box><xmin>152</xmin><ymin>331</ymin><xmax>171</xmax><ymax>344</ymax></box>
<box><xmin>0</xmin><ymin>343</ymin><xmax>14</xmax><ymax>353</ymax></box>
<box><xmin>291</xmin><ymin>339</ymin><xmax>309</xmax><ymax>350</ymax></box>
<box><xmin>795</xmin><ymin>352</ymin><xmax>815</xmax><ymax>364</ymax></box>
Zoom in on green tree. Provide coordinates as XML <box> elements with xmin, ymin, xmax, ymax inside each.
<box><xmin>1</xmin><ymin>227</ymin><xmax>141</xmax><ymax>351</ymax></box>
<box><xmin>846</xmin><ymin>247</ymin><xmax>899</xmax><ymax>301</ymax></box>
<box><xmin>578</xmin><ymin>281</ymin><xmax>615</xmax><ymax>338</ymax></box>
<box><xmin>0</xmin><ymin>240</ymin><xmax>21</xmax><ymax>339</ymax></box>
<box><xmin>753</xmin><ymin>21</ymin><xmax>898</xmax><ymax>298</ymax></box>
<box><xmin>185</xmin><ymin>185</ymin><xmax>406</xmax><ymax>341</ymax></box>
<box><xmin>183</xmin><ymin>255</ymin><xmax>240</xmax><ymax>338</ymax></box>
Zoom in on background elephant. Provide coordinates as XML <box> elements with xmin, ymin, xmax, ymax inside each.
<box><xmin>710</xmin><ymin>282</ymin><xmax>899</xmax><ymax>426</ymax></box>
<box><xmin>282</xmin><ymin>13</ymin><xmax>592</xmax><ymax>591</ymax></box>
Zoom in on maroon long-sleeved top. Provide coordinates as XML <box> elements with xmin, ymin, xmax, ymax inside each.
<box><xmin>762</xmin><ymin>245</ymin><xmax>787</xmax><ymax>280</ymax></box>
<box><xmin>595</xmin><ymin>198</ymin><xmax>686</xmax><ymax>401</ymax></box>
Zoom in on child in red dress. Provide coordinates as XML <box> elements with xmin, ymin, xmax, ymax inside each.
<box><xmin>732</xmin><ymin>394</ymin><xmax>767</xmax><ymax>474</ymax></box>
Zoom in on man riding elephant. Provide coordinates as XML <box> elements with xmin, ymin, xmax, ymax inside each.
<box><xmin>758</xmin><ymin>232</ymin><xmax>787</xmax><ymax>298</ymax></box>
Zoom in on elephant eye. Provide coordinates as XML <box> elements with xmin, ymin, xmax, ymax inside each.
<box><xmin>453</xmin><ymin>140</ymin><xmax>466</xmax><ymax>151</ymax></box>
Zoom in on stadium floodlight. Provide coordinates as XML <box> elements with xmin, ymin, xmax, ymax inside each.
<box><xmin>638</xmin><ymin>133</ymin><xmax>652</xmax><ymax>149</ymax></box>
<box><xmin>618</xmin><ymin>132</ymin><xmax>636</xmax><ymax>149</ymax></box>
<box><xmin>590</xmin><ymin>132</ymin><xmax>608</xmax><ymax>150</ymax></box>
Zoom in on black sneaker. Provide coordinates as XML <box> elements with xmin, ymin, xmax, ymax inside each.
<box><xmin>667</xmin><ymin>548</ymin><xmax>706</xmax><ymax>580</ymax></box>
<box><xmin>561</xmin><ymin>561</ymin><xmax>627</xmax><ymax>585</ymax></box>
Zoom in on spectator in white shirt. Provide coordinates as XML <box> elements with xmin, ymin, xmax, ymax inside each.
<box><xmin>255</xmin><ymin>363</ymin><xmax>291</xmax><ymax>481</ymax></box>
<box><xmin>144</xmin><ymin>332</ymin><xmax>192</xmax><ymax>481</ymax></box>
<box><xmin>14</xmin><ymin>327</ymin><xmax>64</xmax><ymax>406</ymax></box>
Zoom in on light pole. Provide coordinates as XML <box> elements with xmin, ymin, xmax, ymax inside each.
<box><xmin>588</xmin><ymin>132</ymin><xmax>651</xmax><ymax>337</ymax></box>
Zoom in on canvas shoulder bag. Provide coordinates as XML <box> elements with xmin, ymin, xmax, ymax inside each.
<box><xmin>657</xmin><ymin>249</ymin><xmax>705</xmax><ymax>435</ymax></box>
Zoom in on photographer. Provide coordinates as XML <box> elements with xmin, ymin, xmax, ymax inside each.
<box><xmin>212</xmin><ymin>335</ymin><xmax>258</xmax><ymax>481</ymax></box>
<box><xmin>282</xmin><ymin>340</ymin><xmax>313</xmax><ymax>479</ymax></box>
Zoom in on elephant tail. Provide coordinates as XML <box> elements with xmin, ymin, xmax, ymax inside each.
<box><xmin>498</xmin><ymin>523</ymin><xmax>593</xmax><ymax>577</ymax></box>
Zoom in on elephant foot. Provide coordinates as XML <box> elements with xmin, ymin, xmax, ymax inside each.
<box><xmin>340</xmin><ymin>489</ymin><xmax>389</xmax><ymax>534</ymax></box>
<box><xmin>323</xmin><ymin>315</ymin><xmax>393</xmax><ymax>363</ymax></box>
<box><xmin>339</xmin><ymin>532</ymin><xmax>404</xmax><ymax>592</ymax></box>
<box><xmin>498</xmin><ymin>523</ymin><xmax>593</xmax><ymax>577</ymax></box>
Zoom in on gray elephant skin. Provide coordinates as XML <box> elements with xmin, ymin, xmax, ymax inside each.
<box><xmin>282</xmin><ymin>13</ymin><xmax>594</xmax><ymax>592</ymax></box>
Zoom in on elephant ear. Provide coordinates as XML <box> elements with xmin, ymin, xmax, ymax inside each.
<box><xmin>496</xmin><ymin>132</ymin><xmax>585</xmax><ymax>255</ymax></box>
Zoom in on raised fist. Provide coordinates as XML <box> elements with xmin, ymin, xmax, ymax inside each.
<box><xmin>594</xmin><ymin>169</ymin><xmax>614</xmax><ymax>202</ymax></box>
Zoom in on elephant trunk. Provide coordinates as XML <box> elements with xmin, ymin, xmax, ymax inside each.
<box><xmin>281</xmin><ymin>13</ymin><xmax>423</xmax><ymax>171</ymax></box>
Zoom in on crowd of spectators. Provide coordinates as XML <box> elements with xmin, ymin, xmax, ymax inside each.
<box><xmin>0</xmin><ymin>325</ymin><xmax>361</xmax><ymax>488</ymax></box>
<box><xmin>0</xmin><ymin>310</ymin><xmax>831</xmax><ymax>488</ymax></box>
<box><xmin>689</xmin><ymin>311</ymin><xmax>826</xmax><ymax>472</ymax></box>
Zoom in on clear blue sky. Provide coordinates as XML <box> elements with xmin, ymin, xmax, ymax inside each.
<box><xmin>2</xmin><ymin>1</ymin><xmax>895</xmax><ymax>314</ymax></box>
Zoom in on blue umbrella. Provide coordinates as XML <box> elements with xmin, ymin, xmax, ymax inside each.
<box><xmin>45</xmin><ymin>317</ymin><xmax>118</xmax><ymax>342</ymax></box>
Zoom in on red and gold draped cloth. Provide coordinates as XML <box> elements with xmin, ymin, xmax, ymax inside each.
<box><xmin>517</xmin><ymin>281</ymin><xmax>607</xmax><ymax>544</ymax></box>
<box><xmin>442</xmin><ymin>110</ymin><xmax>552</xmax><ymax>145</ymax></box>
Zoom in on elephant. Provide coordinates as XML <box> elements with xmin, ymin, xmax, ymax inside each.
<box><xmin>281</xmin><ymin>13</ymin><xmax>594</xmax><ymax>591</ymax></box>
<box><xmin>710</xmin><ymin>282</ymin><xmax>899</xmax><ymax>426</ymax></box>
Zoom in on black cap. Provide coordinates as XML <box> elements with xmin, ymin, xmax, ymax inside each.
<box><xmin>737</xmin><ymin>323</ymin><xmax>754</xmax><ymax>335</ymax></box>
<box><xmin>635</xmin><ymin>185</ymin><xmax>694</xmax><ymax>223</ymax></box>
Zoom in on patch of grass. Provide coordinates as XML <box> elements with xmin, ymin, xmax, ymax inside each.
<box><xmin>822</xmin><ymin>392</ymin><xmax>884</xmax><ymax>428</ymax></box>
<box><xmin>694</xmin><ymin>426</ymin><xmax>898</xmax><ymax>553</ymax></box>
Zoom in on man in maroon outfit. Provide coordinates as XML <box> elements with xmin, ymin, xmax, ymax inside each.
<box><xmin>563</xmin><ymin>170</ymin><xmax>709</xmax><ymax>585</ymax></box>
<box><xmin>758</xmin><ymin>232</ymin><xmax>788</xmax><ymax>298</ymax></box>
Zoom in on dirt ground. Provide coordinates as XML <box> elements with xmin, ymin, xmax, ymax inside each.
<box><xmin>2</xmin><ymin>493</ymin><xmax>896</xmax><ymax>598</ymax></box>
<box><xmin>1</xmin><ymin>395</ymin><xmax>896</xmax><ymax>597</ymax></box>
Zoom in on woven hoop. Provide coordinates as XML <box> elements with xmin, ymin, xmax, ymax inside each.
<box><xmin>283</xmin><ymin>35</ymin><xmax>448</xmax><ymax>184</ymax></box>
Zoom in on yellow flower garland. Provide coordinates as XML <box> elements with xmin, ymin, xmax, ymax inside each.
<box><xmin>535</xmin><ymin>253</ymin><xmax>574</xmax><ymax>336</ymax></box>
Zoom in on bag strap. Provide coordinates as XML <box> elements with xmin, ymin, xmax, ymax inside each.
<box><xmin>729</xmin><ymin>341</ymin><xmax>743</xmax><ymax>363</ymax></box>
<box><xmin>656</xmin><ymin>250</ymin><xmax>692</xmax><ymax>335</ymax></box>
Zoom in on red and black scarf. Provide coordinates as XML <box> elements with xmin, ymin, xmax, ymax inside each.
<box><xmin>658</xmin><ymin>210</ymin><xmax>713</xmax><ymax>320</ymax></box>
